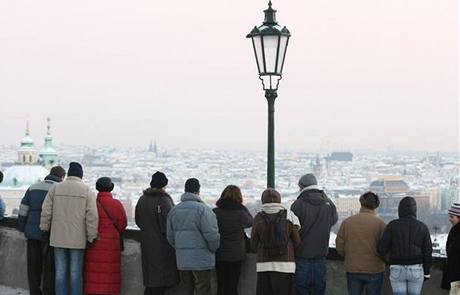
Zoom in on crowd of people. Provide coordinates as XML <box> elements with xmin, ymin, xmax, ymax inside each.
<box><xmin>0</xmin><ymin>163</ymin><xmax>458</xmax><ymax>295</ymax></box>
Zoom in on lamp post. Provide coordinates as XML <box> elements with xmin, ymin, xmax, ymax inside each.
<box><xmin>247</xmin><ymin>1</ymin><xmax>291</xmax><ymax>188</ymax></box>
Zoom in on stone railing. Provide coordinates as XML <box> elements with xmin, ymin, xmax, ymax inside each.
<box><xmin>0</xmin><ymin>217</ymin><xmax>448</xmax><ymax>294</ymax></box>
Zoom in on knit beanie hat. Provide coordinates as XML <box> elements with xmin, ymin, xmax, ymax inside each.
<box><xmin>298</xmin><ymin>173</ymin><xmax>317</xmax><ymax>188</ymax></box>
<box><xmin>96</xmin><ymin>177</ymin><xmax>114</xmax><ymax>192</ymax></box>
<box><xmin>68</xmin><ymin>162</ymin><xmax>83</xmax><ymax>178</ymax></box>
<box><xmin>448</xmin><ymin>203</ymin><xmax>460</xmax><ymax>217</ymax></box>
<box><xmin>150</xmin><ymin>171</ymin><xmax>168</xmax><ymax>189</ymax></box>
<box><xmin>185</xmin><ymin>178</ymin><xmax>200</xmax><ymax>193</ymax></box>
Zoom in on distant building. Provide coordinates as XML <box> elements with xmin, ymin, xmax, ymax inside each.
<box><xmin>0</xmin><ymin>121</ymin><xmax>56</xmax><ymax>215</ymax></box>
<box><xmin>328</xmin><ymin>152</ymin><xmax>353</xmax><ymax>162</ymax></box>
<box><xmin>335</xmin><ymin>196</ymin><xmax>361</xmax><ymax>218</ymax></box>
<box><xmin>39</xmin><ymin>117</ymin><xmax>59</xmax><ymax>169</ymax></box>
<box><xmin>370</xmin><ymin>177</ymin><xmax>410</xmax><ymax>195</ymax></box>
<box><xmin>370</xmin><ymin>177</ymin><xmax>410</xmax><ymax>216</ymax></box>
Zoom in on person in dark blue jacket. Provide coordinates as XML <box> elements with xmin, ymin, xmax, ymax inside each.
<box><xmin>18</xmin><ymin>166</ymin><xmax>66</xmax><ymax>295</ymax></box>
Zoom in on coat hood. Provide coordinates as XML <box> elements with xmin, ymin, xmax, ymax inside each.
<box><xmin>298</xmin><ymin>189</ymin><xmax>329</xmax><ymax>206</ymax></box>
<box><xmin>398</xmin><ymin>196</ymin><xmax>417</xmax><ymax>218</ymax></box>
<box><xmin>180</xmin><ymin>192</ymin><xmax>203</xmax><ymax>203</ymax></box>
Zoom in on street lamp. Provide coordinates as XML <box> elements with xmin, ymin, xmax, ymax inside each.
<box><xmin>247</xmin><ymin>1</ymin><xmax>291</xmax><ymax>188</ymax></box>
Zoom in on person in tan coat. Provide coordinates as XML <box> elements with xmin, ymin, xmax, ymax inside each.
<box><xmin>335</xmin><ymin>191</ymin><xmax>386</xmax><ymax>295</ymax></box>
<box><xmin>40</xmin><ymin>162</ymin><xmax>98</xmax><ymax>295</ymax></box>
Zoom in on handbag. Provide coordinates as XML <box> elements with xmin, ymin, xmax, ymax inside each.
<box><xmin>97</xmin><ymin>199</ymin><xmax>125</xmax><ymax>251</ymax></box>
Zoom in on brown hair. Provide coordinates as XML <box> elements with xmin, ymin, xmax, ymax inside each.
<box><xmin>261</xmin><ymin>188</ymin><xmax>281</xmax><ymax>204</ymax></box>
<box><xmin>219</xmin><ymin>185</ymin><xmax>243</xmax><ymax>204</ymax></box>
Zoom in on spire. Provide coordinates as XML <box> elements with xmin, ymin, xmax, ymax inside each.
<box><xmin>25</xmin><ymin>120</ymin><xmax>30</xmax><ymax>136</ymax></box>
<box><xmin>44</xmin><ymin>117</ymin><xmax>53</xmax><ymax>148</ymax></box>
<box><xmin>263</xmin><ymin>0</ymin><xmax>277</xmax><ymax>25</ymax></box>
<box><xmin>46</xmin><ymin>117</ymin><xmax>51</xmax><ymax>135</ymax></box>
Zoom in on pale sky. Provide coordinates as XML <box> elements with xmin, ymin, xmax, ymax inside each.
<box><xmin>0</xmin><ymin>0</ymin><xmax>458</xmax><ymax>152</ymax></box>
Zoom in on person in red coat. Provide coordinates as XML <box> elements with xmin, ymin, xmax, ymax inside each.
<box><xmin>84</xmin><ymin>177</ymin><xmax>128</xmax><ymax>295</ymax></box>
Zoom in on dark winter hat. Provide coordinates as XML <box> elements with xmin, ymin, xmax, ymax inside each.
<box><xmin>185</xmin><ymin>178</ymin><xmax>200</xmax><ymax>193</ymax></box>
<box><xmin>96</xmin><ymin>177</ymin><xmax>114</xmax><ymax>192</ymax></box>
<box><xmin>298</xmin><ymin>173</ymin><xmax>317</xmax><ymax>188</ymax></box>
<box><xmin>50</xmin><ymin>166</ymin><xmax>66</xmax><ymax>179</ymax></box>
<box><xmin>360</xmin><ymin>191</ymin><xmax>380</xmax><ymax>210</ymax></box>
<box><xmin>398</xmin><ymin>196</ymin><xmax>417</xmax><ymax>218</ymax></box>
<box><xmin>448</xmin><ymin>203</ymin><xmax>460</xmax><ymax>217</ymax></box>
<box><xmin>150</xmin><ymin>171</ymin><xmax>168</xmax><ymax>189</ymax></box>
<box><xmin>68</xmin><ymin>162</ymin><xmax>83</xmax><ymax>178</ymax></box>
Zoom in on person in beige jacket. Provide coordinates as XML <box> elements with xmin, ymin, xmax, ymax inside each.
<box><xmin>335</xmin><ymin>191</ymin><xmax>386</xmax><ymax>295</ymax></box>
<box><xmin>40</xmin><ymin>162</ymin><xmax>98</xmax><ymax>295</ymax></box>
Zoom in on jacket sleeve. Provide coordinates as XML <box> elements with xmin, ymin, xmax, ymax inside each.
<box><xmin>291</xmin><ymin>223</ymin><xmax>301</xmax><ymax>248</ymax></box>
<box><xmin>135</xmin><ymin>197</ymin><xmax>142</xmax><ymax>229</ymax></box>
<box><xmin>377</xmin><ymin>223</ymin><xmax>392</xmax><ymax>257</ymax></box>
<box><xmin>17</xmin><ymin>190</ymin><xmax>31</xmax><ymax>232</ymax></box>
<box><xmin>329</xmin><ymin>198</ymin><xmax>339</xmax><ymax>226</ymax></box>
<box><xmin>290</xmin><ymin>201</ymin><xmax>302</xmax><ymax>222</ymax></box>
<box><xmin>166</xmin><ymin>212</ymin><xmax>175</xmax><ymax>247</ymax></box>
<box><xmin>241</xmin><ymin>206</ymin><xmax>254</xmax><ymax>228</ymax></box>
<box><xmin>0</xmin><ymin>196</ymin><xmax>5</xmax><ymax>220</ymax></box>
<box><xmin>40</xmin><ymin>186</ymin><xmax>55</xmax><ymax>232</ymax></box>
<box><xmin>251</xmin><ymin>216</ymin><xmax>260</xmax><ymax>251</ymax></box>
<box><xmin>422</xmin><ymin>225</ymin><xmax>433</xmax><ymax>276</ymax></box>
<box><xmin>158</xmin><ymin>196</ymin><xmax>174</xmax><ymax>234</ymax></box>
<box><xmin>336</xmin><ymin>221</ymin><xmax>346</xmax><ymax>257</ymax></box>
<box><xmin>85</xmin><ymin>190</ymin><xmax>99</xmax><ymax>243</ymax></box>
<box><xmin>200</xmin><ymin>207</ymin><xmax>220</xmax><ymax>252</ymax></box>
<box><xmin>115</xmin><ymin>201</ymin><xmax>128</xmax><ymax>232</ymax></box>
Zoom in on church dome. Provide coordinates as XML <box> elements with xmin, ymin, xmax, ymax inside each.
<box><xmin>0</xmin><ymin>165</ymin><xmax>49</xmax><ymax>188</ymax></box>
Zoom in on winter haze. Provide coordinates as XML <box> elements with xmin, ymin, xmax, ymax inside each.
<box><xmin>0</xmin><ymin>0</ymin><xmax>458</xmax><ymax>152</ymax></box>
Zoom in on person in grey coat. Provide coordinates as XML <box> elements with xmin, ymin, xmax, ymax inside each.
<box><xmin>167</xmin><ymin>178</ymin><xmax>220</xmax><ymax>295</ymax></box>
<box><xmin>135</xmin><ymin>172</ymin><xmax>179</xmax><ymax>295</ymax></box>
<box><xmin>290</xmin><ymin>173</ymin><xmax>338</xmax><ymax>295</ymax></box>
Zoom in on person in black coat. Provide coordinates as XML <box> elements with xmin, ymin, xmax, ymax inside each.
<box><xmin>135</xmin><ymin>172</ymin><xmax>179</xmax><ymax>295</ymax></box>
<box><xmin>441</xmin><ymin>203</ymin><xmax>460</xmax><ymax>291</ymax></box>
<box><xmin>378</xmin><ymin>196</ymin><xmax>432</xmax><ymax>295</ymax></box>
<box><xmin>213</xmin><ymin>185</ymin><xmax>253</xmax><ymax>295</ymax></box>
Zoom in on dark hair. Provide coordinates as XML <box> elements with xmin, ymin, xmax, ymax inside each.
<box><xmin>218</xmin><ymin>185</ymin><xmax>243</xmax><ymax>204</ymax></box>
<box><xmin>50</xmin><ymin>166</ymin><xmax>66</xmax><ymax>179</ymax></box>
<box><xmin>185</xmin><ymin>178</ymin><xmax>200</xmax><ymax>194</ymax></box>
<box><xmin>0</xmin><ymin>171</ymin><xmax>3</xmax><ymax>183</ymax></box>
<box><xmin>261</xmin><ymin>188</ymin><xmax>281</xmax><ymax>204</ymax></box>
<box><xmin>360</xmin><ymin>191</ymin><xmax>380</xmax><ymax>210</ymax></box>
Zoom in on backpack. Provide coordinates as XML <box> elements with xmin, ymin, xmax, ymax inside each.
<box><xmin>260</xmin><ymin>209</ymin><xmax>289</xmax><ymax>257</ymax></box>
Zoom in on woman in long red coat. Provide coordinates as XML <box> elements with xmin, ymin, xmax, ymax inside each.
<box><xmin>85</xmin><ymin>177</ymin><xmax>128</xmax><ymax>295</ymax></box>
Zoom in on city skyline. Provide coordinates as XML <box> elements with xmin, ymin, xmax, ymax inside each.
<box><xmin>0</xmin><ymin>0</ymin><xmax>458</xmax><ymax>152</ymax></box>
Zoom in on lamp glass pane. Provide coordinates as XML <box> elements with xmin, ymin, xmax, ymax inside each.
<box><xmin>252</xmin><ymin>36</ymin><xmax>264</xmax><ymax>74</ymax></box>
<box><xmin>263</xmin><ymin>35</ymin><xmax>279</xmax><ymax>74</ymax></box>
<box><xmin>276</xmin><ymin>35</ymin><xmax>289</xmax><ymax>74</ymax></box>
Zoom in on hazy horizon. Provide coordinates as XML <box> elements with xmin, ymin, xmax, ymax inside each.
<box><xmin>0</xmin><ymin>0</ymin><xmax>458</xmax><ymax>152</ymax></box>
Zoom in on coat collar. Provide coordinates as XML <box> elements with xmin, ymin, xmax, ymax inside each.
<box><xmin>181</xmin><ymin>192</ymin><xmax>203</xmax><ymax>203</ymax></box>
<box><xmin>360</xmin><ymin>208</ymin><xmax>376</xmax><ymax>215</ymax></box>
<box><xmin>97</xmin><ymin>192</ymin><xmax>113</xmax><ymax>199</ymax></box>
<box><xmin>66</xmin><ymin>176</ymin><xmax>83</xmax><ymax>182</ymax></box>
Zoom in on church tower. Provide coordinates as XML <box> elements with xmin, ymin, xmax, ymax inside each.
<box><xmin>39</xmin><ymin>117</ymin><xmax>59</xmax><ymax>169</ymax></box>
<box><xmin>18</xmin><ymin>120</ymin><xmax>38</xmax><ymax>165</ymax></box>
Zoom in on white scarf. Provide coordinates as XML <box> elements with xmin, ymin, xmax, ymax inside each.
<box><xmin>261</xmin><ymin>203</ymin><xmax>301</xmax><ymax>227</ymax></box>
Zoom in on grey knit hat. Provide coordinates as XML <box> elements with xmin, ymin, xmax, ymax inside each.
<box><xmin>298</xmin><ymin>173</ymin><xmax>317</xmax><ymax>188</ymax></box>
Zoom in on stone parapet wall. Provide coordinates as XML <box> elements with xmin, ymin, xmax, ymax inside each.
<box><xmin>0</xmin><ymin>218</ymin><xmax>448</xmax><ymax>294</ymax></box>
